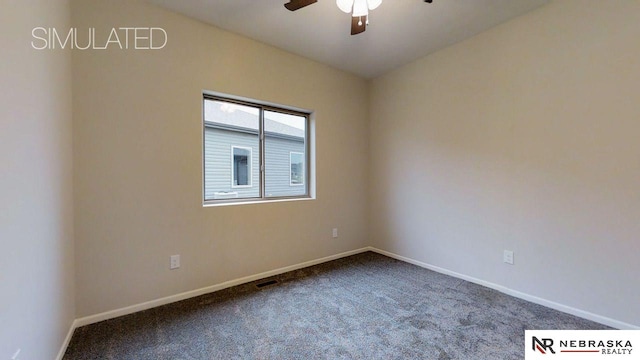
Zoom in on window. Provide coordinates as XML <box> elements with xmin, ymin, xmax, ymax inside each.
<box><xmin>203</xmin><ymin>94</ymin><xmax>310</xmax><ymax>203</ymax></box>
<box><xmin>231</xmin><ymin>146</ymin><xmax>251</xmax><ymax>187</ymax></box>
<box><xmin>290</xmin><ymin>152</ymin><xmax>304</xmax><ymax>186</ymax></box>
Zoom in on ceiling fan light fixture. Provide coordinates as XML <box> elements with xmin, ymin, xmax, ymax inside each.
<box><xmin>336</xmin><ymin>0</ymin><xmax>354</xmax><ymax>13</ymax></box>
<box><xmin>352</xmin><ymin>0</ymin><xmax>369</xmax><ymax>17</ymax></box>
<box><xmin>287</xmin><ymin>0</ymin><xmax>428</xmax><ymax>36</ymax></box>
<box><xmin>338</xmin><ymin>0</ymin><xmax>381</xmax><ymax>17</ymax></box>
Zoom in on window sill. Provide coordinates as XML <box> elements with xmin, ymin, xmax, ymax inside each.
<box><xmin>203</xmin><ymin>196</ymin><xmax>314</xmax><ymax>208</ymax></box>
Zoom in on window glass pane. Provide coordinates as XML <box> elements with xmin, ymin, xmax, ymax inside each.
<box><xmin>264</xmin><ymin>111</ymin><xmax>307</xmax><ymax>197</ymax></box>
<box><xmin>290</xmin><ymin>152</ymin><xmax>304</xmax><ymax>185</ymax></box>
<box><xmin>233</xmin><ymin>147</ymin><xmax>251</xmax><ymax>186</ymax></box>
<box><xmin>204</xmin><ymin>99</ymin><xmax>260</xmax><ymax>200</ymax></box>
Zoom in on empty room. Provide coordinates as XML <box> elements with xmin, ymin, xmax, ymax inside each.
<box><xmin>1</xmin><ymin>0</ymin><xmax>639</xmax><ymax>359</ymax></box>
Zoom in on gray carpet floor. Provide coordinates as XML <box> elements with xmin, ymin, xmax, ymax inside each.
<box><xmin>63</xmin><ymin>252</ymin><xmax>609</xmax><ymax>359</ymax></box>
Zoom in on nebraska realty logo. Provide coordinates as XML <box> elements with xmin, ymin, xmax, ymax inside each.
<box><xmin>525</xmin><ymin>330</ymin><xmax>638</xmax><ymax>359</ymax></box>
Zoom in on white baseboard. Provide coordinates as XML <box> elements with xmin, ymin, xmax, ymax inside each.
<box><xmin>73</xmin><ymin>247</ymin><xmax>370</xmax><ymax>328</ymax></box>
<box><xmin>56</xmin><ymin>318</ymin><xmax>79</xmax><ymax>360</ymax></box>
<box><xmin>369</xmin><ymin>247</ymin><xmax>639</xmax><ymax>330</ymax></box>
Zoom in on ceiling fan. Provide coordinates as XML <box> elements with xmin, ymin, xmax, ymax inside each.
<box><xmin>284</xmin><ymin>0</ymin><xmax>434</xmax><ymax>35</ymax></box>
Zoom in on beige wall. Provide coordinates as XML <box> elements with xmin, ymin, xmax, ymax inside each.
<box><xmin>370</xmin><ymin>0</ymin><xmax>640</xmax><ymax>327</ymax></box>
<box><xmin>72</xmin><ymin>0</ymin><xmax>369</xmax><ymax>317</ymax></box>
<box><xmin>0</xmin><ymin>0</ymin><xmax>75</xmax><ymax>358</ymax></box>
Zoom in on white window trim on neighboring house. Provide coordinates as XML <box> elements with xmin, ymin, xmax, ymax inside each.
<box><xmin>290</xmin><ymin>151</ymin><xmax>305</xmax><ymax>186</ymax></box>
<box><xmin>231</xmin><ymin>145</ymin><xmax>252</xmax><ymax>188</ymax></box>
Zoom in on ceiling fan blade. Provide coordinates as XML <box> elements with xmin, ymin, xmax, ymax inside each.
<box><xmin>284</xmin><ymin>0</ymin><xmax>318</xmax><ymax>11</ymax></box>
<box><xmin>351</xmin><ymin>15</ymin><xmax>367</xmax><ymax>35</ymax></box>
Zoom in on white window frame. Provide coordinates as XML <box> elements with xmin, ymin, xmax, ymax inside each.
<box><xmin>289</xmin><ymin>151</ymin><xmax>305</xmax><ymax>186</ymax></box>
<box><xmin>231</xmin><ymin>145</ymin><xmax>252</xmax><ymax>188</ymax></box>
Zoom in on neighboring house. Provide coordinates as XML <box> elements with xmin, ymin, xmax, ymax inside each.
<box><xmin>204</xmin><ymin>101</ymin><xmax>306</xmax><ymax>200</ymax></box>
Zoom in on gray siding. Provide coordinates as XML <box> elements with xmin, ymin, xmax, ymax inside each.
<box><xmin>204</xmin><ymin>128</ymin><xmax>260</xmax><ymax>200</ymax></box>
<box><xmin>204</xmin><ymin>127</ymin><xmax>306</xmax><ymax>200</ymax></box>
<box><xmin>265</xmin><ymin>136</ymin><xmax>306</xmax><ymax>197</ymax></box>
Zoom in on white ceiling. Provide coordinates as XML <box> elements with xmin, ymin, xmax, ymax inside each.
<box><xmin>148</xmin><ymin>0</ymin><xmax>550</xmax><ymax>79</ymax></box>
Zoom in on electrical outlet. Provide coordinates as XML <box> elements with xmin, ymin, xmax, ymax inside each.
<box><xmin>503</xmin><ymin>250</ymin><xmax>514</xmax><ymax>265</ymax></box>
<box><xmin>12</xmin><ymin>349</ymin><xmax>21</xmax><ymax>360</ymax></box>
<box><xmin>332</xmin><ymin>228</ymin><xmax>338</xmax><ymax>238</ymax></box>
<box><xmin>170</xmin><ymin>255</ymin><xmax>180</xmax><ymax>270</ymax></box>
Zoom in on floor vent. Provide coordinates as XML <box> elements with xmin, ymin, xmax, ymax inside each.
<box><xmin>255</xmin><ymin>279</ymin><xmax>279</xmax><ymax>288</ymax></box>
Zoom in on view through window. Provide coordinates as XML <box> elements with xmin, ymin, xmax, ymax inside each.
<box><xmin>203</xmin><ymin>96</ymin><xmax>309</xmax><ymax>202</ymax></box>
